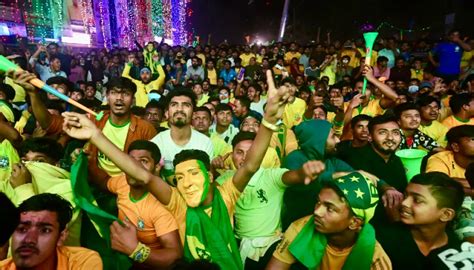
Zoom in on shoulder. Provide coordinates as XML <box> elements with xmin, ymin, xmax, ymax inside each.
<box><xmin>428</xmin><ymin>150</ymin><xmax>451</xmax><ymax>161</ymax></box>
<box><xmin>60</xmin><ymin>246</ymin><xmax>103</xmax><ymax>269</ymax></box>
<box><xmin>151</xmin><ymin>129</ymin><xmax>170</xmax><ymax>144</ymax></box>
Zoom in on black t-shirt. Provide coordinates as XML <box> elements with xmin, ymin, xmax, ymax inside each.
<box><xmin>338</xmin><ymin>144</ymin><xmax>408</xmax><ymax>227</ymax></box>
<box><xmin>377</xmin><ymin>223</ymin><xmax>473</xmax><ymax>270</ymax></box>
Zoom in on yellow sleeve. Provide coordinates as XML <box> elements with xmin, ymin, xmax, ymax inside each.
<box><xmin>371</xmin><ymin>241</ymin><xmax>392</xmax><ymax>270</ymax></box>
<box><xmin>272</xmin><ymin>218</ymin><xmax>304</xmax><ymax>265</ymax></box>
<box><xmin>0</xmin><ymin>181</ymin><xmax>35</xmax><ymax>206</ymax></box>
<box><xmin>122</xmin><ymin>64</ymin><xmax>140</xmax><ymax>84</ymax></box>
<box><xmin>218</xmin><ymin>178</ymin><xmax>241</xmax><ymax>212</ymax></box>
<box><xmin>285</xmin><ymin>129</ymin><xmax>298</xmax><ymax>156</ymax></box>
<box><xmin>262</xmin><ymin>147</ymin><xmax>281</xmax><ymax>169</ymax></box>
<box><xmin>151</xmin><ymin>64</ymin><xmax>166</xmax><ymax>90</ymax></box>
<box><xmin>152</xmin><ymin>205</ymin><xmax>179</xmax><ymax>238</ymax></box>
<box><xmin>425</xmin><ymin>154</ymin><xmax>450</xmax><ymax>174</ymax></box>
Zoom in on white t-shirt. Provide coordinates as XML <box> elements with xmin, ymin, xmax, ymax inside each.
<box><xmin>150</xmin><ymin>129</ymin><xmax>214</xmax><ymax>183</ymax></box>
<box><xmin>250</xmin><ymin>98</ymin><xmax>267</xmax><ymax>116</ymax></box>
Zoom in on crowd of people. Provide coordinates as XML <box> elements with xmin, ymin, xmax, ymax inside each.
<box><xmin>0</xmin><ymin>28</ymin><xmax>473</xmax><ymax>270</ymax></box>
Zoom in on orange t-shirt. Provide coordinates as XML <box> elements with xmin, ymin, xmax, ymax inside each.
<box><xmin>0</xmin><ymin>246</ymin><xmax>102</xmax><ymax>270</ymax></box>
<box><xmin>107</xmin><ymin>174</ymin><xmax>178</xmax><ymax>250</ymax></box>
<box><xmin>441</xmin><ymin>115</ymin><xmax>474</xmax><ymax>130</ymax></box>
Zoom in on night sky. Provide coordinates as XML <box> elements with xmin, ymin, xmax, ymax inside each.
<box><xmin>189</xmin><ymin>0</ymin><xmax>474</xmax><ymax>44</ymax></box>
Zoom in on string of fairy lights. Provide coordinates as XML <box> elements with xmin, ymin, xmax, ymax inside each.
<box><xmin>1</xmin><ymin>0</ymin><xmax>192</xmax><ymax>48</ymax></box>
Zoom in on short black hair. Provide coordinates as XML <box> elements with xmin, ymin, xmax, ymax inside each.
<box><xmin>368</xmin><ymin>115</ymin><xmax>399</xmax><ymax>134</ymax></box>
<box><xmin>231</xmin><ymin>131</ymin><xmax>256</xmax><ymax>148</ymax></box>
<box><xmin>416</xmin><ymin>95</ymin><xmax>441</xmax><ymax>108</ymax></box>
<box><xmin>449</xmin><ymin>93</ymin><xmax>474</xmax><ymax>114</ymax></box>
<box><xmin>248</xmin><ymin>83</ymin><xmax>262</xmax><ymax>94</ymax></box>
<box><xmin>194</xmin><ymin>106</ymin><xmax>212</xmax><ymax>118</ymax></box>
<box><xmin>234</xmin><ymin>96</ymin><xmax>251</xmax><ymax>110</ymax></box>
<box><xmin>281</xmin><ymin>77</ymin><xmax>296</xmax><ymax>86</ymax></box>
<box><xmin>128</xmin><ymin>140</ymin><xmax>161</xmax><ymax>165</ymax></box>
<box><xmin>410</xmin><ymin>172</ymin><xmax>464</xmax><ymax>212</ymax></box>
<box><xmin>377</xmin><ymin>56</ymin><xmax>389</xmax><ymax>63</ymax></box>
<box><xmin>0</xmin><ymin>193</ymin><xmax>19</xmax><ymax>246</ymax></box>
<box><xmin>46</xmin><ymin>76</ymin><xmax>74</xmax><ymax>93</ymax></box>
<box><xmin>165</xmin><ymin>87</ymin><xmax>197</xmax><ymax>109</ymax></box>
<box><xmin>173</xmin><ymin>149</ymin><xmax>210</xmax><ymax>171</ymax></box>
<box><xmin>106</xmin><ymin>77</ymin><xmax>137</xmax><ymax>94</ymax></box>
<box><xmin>393</xmin><ymin>102</ymin><xmax>420</xmax><ymax>120</ymax></box>
<box><xmin>19</xmin><ymin>137</ymin><xmax>64</xmax><ymax>163</ymax></box>
<box><xmin>131</xmin><ymin>106</ymin><xmax>146</xmax><ymax>117</ymax></box>
<box><xmin>145</xmin><ymin>99</ymin><xmax>165</xmax><ymax>111</ymax></box>
<box><xmin>215</xmin><ymin>103</ymin><xmax>233</xmax><ymax>113</ymax></box>
<box><xmin>446</xmin><ymin>125</ymin><xmax>474</xmax><ymax>144</ymax></box>
<box><xmin>18</xmin><ymin>193</ymin><xmax>73</xmax><ymax>232</ymax></box>
<box><xmin>350</xmin><ymin>114</ymin><xmax>373</xmax><ymax>129</ymax></box>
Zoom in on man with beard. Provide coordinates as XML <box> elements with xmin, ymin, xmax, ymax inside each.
<box><xmin>394</xmin><ymin>103</ymin><xmax>443</xmax><ymax>152</ymax></box>
<box><xmin>10</xmin><ymin>71</ymin><xmax>157</xmax><ymax>180</ymax></box>
<box><xmin>150</xmin><ymin>88</ymin><xmax>213</xmax><ymax>183</ymax></box>
<box><xmin>0</xmin><ymin>193</ymin><xmax>102</xmax><ymax>269</ymax></box>
<box><xmin>185</xmin><ymin>57</ymin><xmax>205</xmax><ymax>82</ymax></box>
<box><xmin>122</xmin><ymin>56</ymin><xmax>166</xmax><ymax>107</ymax></box>
<box><xmin>340</xmin><ymin>115</ymin><xmax>406</xmax><ymax>228</ymax></box>
<box><xmin>281</xmin><ymin>120</ymin><xmax>353</xmax><ymax>229</ymax></box>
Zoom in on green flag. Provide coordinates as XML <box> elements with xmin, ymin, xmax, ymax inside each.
<box><xmin>70</xmin><ymin>152</ymin><xmax>132</xmax><ymax>270</ymax></box>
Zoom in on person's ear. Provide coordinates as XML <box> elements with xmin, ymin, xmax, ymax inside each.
<box><xmin>57</xmin><ymin>228</ymin><xmax>69</xmax><ymax>247</ymax></box>
<box><xmin>154</xmin><ymin>162</ymin><xmax>162</xmax><ymax>176</ymax></box>
<box><xmin>451</xmin><ymin>142</ymin><xmax>460</xmax><ymax>153</ymax></box>
<box><xmin>348</xmin><ymin>217</ymin><xmax>363</xmax><ymax>231</ymax></box>
<box><xmin>439</xmin><ymin>208</ymin><xmax>456</xmax><ymax>223</ymax></box>
<box><xmin>208</xmin><ymin>171</ymin><xmax>214</xmax><ymax>184</ymax></box>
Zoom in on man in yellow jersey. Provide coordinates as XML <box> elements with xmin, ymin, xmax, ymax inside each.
<box><xmin>122</xmin><ymin>55</ymin><xmax>166</xmax><ymax>107</ymax></box>
<box><xmin>442</xmin><ymin>93</ymin><xmax>474</xmax><ymax>129</ymax></box>
<box><xmin>417</xmin><ymin>95</ymin><xmax>448</xmax><ymax>147</ymax></box>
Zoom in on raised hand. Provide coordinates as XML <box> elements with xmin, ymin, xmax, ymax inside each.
<box><xmin>302</xmin><ymin>160</ymin><xmax>325</xmax><ymax>185</ymax></box>
<box><xmin>211</xmin><ymin>152</ymin><xmax>232</xmax><ymax>171</ymax></box>
<box><xmin>62</xmin><ymin>112</ymin><xmax>100</xmax><ymax>141</ymax></box>
<box><xmin>264</xmin><ymin>69</ymin><xmax>290</xmax><ymax>124</ymax></box>
<box><xmin>349</xmin><ymin>93</ymin><xmax>363</xmax><ymax>109</ymax></box>
<box><xmin>110</xmin><ymin>219</ymin><xmax>139</xmax><ymax>256</ymax></box>
<box><xmin>10</xmin><ymin>162</ymin><xmax>32</xmax><ymax>188</ymax></box>
<box><xmin>7</xmin><ymin>70</ymin><xmax>37</xmax><ymax>94</ymax></box>
<box><xmin>362</xmin><ymin>64</ymin><xmax>375</xmax><ymax>80</ymax></box>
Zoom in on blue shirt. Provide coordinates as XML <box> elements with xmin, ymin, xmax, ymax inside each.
<box><xmin>432</xmin><ymin>42</ymin><xmax>463</xmax><ymax>75</ymax></box>
<box><xmin>219</xmin><ymin>69</ymin><xmax>237</xmax><ymax>85</ymax></box>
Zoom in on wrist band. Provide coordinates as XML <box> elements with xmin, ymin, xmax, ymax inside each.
<box><xmin>262</xmin><ymin>118</ymin><xmax>279</xmax><ymax>132</ymax></box>
<box><xmin>129</xmin><ymin>242</ymin><xmax>151</xmax><ymax>263</ymax></box>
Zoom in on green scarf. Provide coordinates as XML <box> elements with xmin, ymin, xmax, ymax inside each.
<box><xmin>184</xmin><ymin>188</ymin><xmax>243</xmax><ymax>270</ymax></box>
<box><xmin>289</xmin><ymin>216</ymin><xmax>376</xmax><ymax>270</ymax></box>
<box><xmin>70</xmin><ymin>152</ymin><xmax>132</xmax><ymax>270</ymax></box>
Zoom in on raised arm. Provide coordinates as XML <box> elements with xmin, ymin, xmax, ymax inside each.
<box><xmin>62</xmin><ymin>112</ymin><xmax>173</xmax><ymax>205</ymax></box>
<box><xmin>363</xmin><ymin>65</ymin><xmax>398</xmax><ymax>102</ymax></box>
<box><xmin>0</xmin><ymin>121</ymin><xmax>22</xmax><ymax>148</ymax></box>
<box><xmin>282</xmin><ymin>160</ymin><xmax>325</xmax><ymax>185</ymax></box>
<box><xmin>232</xmin><ymin>70</ymin><xmax>290</xmax><ymax>191</ymax></box>
<box><xmin>8</xmin><ymin>70</ymin><xmax>53</xmax><ymax>130</ymax></box>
